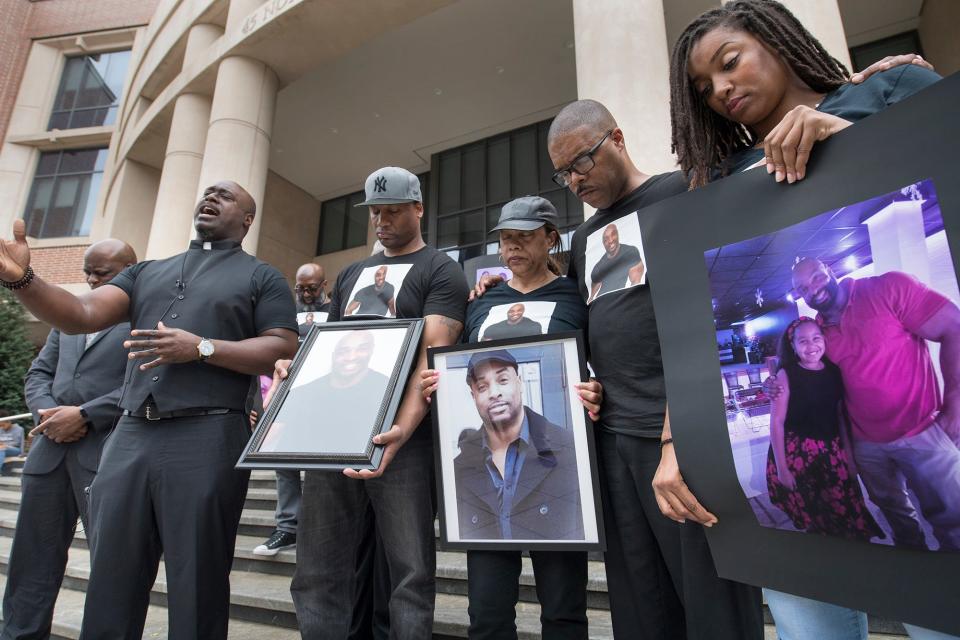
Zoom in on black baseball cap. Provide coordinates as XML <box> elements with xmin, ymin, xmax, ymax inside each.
<box><xmin>490</xmin><ymin>196</ymin><xmax>559</xmax><ymax>232</ymax></box>
<box><xmin>466</xmin><ymin>349</ymin><xmax>518</xmax><ymax>382</ymax></box>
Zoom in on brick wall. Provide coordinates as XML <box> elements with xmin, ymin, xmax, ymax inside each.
<box><xmin>0</xmin><ymin>0</ymin><xmax>160</xmax><ymax>142</ymax></box>
<box><xmin>30</xmin><ymin>244</ymin><xmax>89</xmax><ymax>285</ymax></box>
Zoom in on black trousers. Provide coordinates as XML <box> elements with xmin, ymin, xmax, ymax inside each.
<box><xmin>349</xmin><ymin>505</ymin><xmax>391</xmax><ymax>640</ymax></box>
<box><xmin>466</xmin><ymin>549</ymin><xmax>588</xmax><ymax>640</ymax></box>
<box><xmin>2</xmin><ymin>456</ymin><xmax>94</xmax><ymax>640</ymax></box>
<box><xmin>597</xmin><ymin>430</ymin><xmax>762</xmax><ymax>640</ymax></box>
<box><xmin>79</xmin><ymin>414</ymin><xmax>250</xmax><ymax>640</ymax></box>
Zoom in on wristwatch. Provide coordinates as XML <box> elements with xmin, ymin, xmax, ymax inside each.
<box><xmin>197</xmin><ymin>338</ymin><xmax>215</xmax><ymax>362</ymax></box>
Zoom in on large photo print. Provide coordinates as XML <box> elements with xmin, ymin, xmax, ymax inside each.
<box><xmin>637</xmin><ymin>77</ymin><xmax>960</xmax><ymax>633</ymax></box>
<box><xmin>708</xmin><ymin>178</ymin><xmax>960</xmax><ymax>551</ymax></box>
<box><xmin>237</xmin><ymin>319</ymin><xmax>423</xmax><ymax>471</ymax></box>
<box><xmin>429</xmin><ymin>334</ymin><xmax>603</xmax><ymax>550</ymax></box>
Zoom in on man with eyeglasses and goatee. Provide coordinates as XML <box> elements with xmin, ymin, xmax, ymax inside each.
<box><xmin>253</xmin><ymin>261</ymin><xmax>329</xmax><ymax>556</ymax></box>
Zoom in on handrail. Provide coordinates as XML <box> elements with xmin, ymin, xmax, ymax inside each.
<box><xmin>0</xmin><ymin>413</ymin><xmax>32</xmax><ymax>423</ymax></box>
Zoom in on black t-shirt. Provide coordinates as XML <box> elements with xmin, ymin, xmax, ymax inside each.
<box><xmin>108</xmin><ymin>239</ymin><xmax>298</xmax><ymax>412</ymax></box>
<box><xmin>567</xmin><ymin>172</ymin><xmax>689</xmax><ymax>437</ymax></box>
<box><xmin>590</xmin><ymin>243</ymin><xmax>642</xmax><ymax>299</ymax></box>
<box><xmin>330</xmin><ymin>246</ymin><xmax>470</xmax><ymax>438</ymax></box>
<box><xmin>266</xmin><ymin>370</ymin><xmax>390</xmax><ymax>453</ymax></box>
<box><xmin>721</xmin><ymin>66</ymin><xmax>942</xmax><ymax>176</ymax></box>
<box><xmin>465</xmin><ymin>276</ymin><xmax>587</xmax><ymax>343</ymax></box>
<box><xmin>782</xmin><ymin>361</ymin><xmax>844</xmax><ymax>442</ymax></box>
<box><xmin>348</xmin><ymin>283</ymin><xmax>395</xmax><ymax>316</ymax></box>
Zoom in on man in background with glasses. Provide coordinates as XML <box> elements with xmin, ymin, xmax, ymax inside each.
<box><xmin>253</xmin><ymin>261</ymin><xmax>330</xmax><ymax>557</ymax></box>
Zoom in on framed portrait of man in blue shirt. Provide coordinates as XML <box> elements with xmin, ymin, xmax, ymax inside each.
<box><xmin>428</xmin><ymin>333</ymin><xmax>604</xmax><ymax>551</ymax></box>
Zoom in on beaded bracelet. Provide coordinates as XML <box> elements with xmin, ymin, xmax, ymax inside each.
<box><xmin>659</xmin><ymin>437</ymin><xmax>674</xmax><ymax>449</ymax></box>
<box><xmin>1</xmin><ymin>265</ymin><xmax>35</xmax><ymax>290</ymax></box>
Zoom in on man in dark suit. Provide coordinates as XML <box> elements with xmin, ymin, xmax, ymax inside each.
<box><xmin>454</xmin><ymin>350</ymin><xmax>584</xmax><ymax>540</ymax></box>
<box><xmin>1</xmin><ymin>239</ymin><xmax>135</xmax><ymax>639</ymax></box>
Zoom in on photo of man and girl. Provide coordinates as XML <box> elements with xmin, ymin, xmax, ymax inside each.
<box><xmin>707</xmin><ymin>178</ymin><xmax>960</xmax><ymax>552</ymax></box>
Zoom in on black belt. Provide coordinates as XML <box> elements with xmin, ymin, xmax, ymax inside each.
<box><xmin>122</xmin><ymin>406</ymin><xmax>240</xmax><ymax>421</ymax></box>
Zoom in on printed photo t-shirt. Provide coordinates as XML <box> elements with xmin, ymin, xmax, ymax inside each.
<box><xmin>464</xmin><ymin>276</ymin><xmax>587</xmax><ymax>343</ymax></box>
<box><xmin>329</xmin><ymin>245</ymin><xmax>470</xmax><ymax>440</ymax></box>
<box><xmin>567</xmin><ymin>171</ymin><xmax>688</xmax><ymax>438</ymax></box>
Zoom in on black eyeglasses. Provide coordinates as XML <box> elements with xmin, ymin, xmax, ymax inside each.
<box><xmin>551</xmin><ymin>130</ymin><xmax>613</xmax><ymax>187</ymax></box>
<box><xmin>294</xmin><ymin>284</ymin><xmax>323</xmax><ymax>293</ymax></box>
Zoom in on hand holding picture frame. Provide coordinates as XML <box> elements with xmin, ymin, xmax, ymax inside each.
<box><xmin>428</xmin><ymin>332</ymin><xmax>604</xmax><ymax>551</ymax></box>
<box><xmin>237</xmin><ymin>318</ymin><xmax>423</xmax><ymax>471</ymax></box>
<box><xmin>636</xmin><ymin>76</ymin><xmax>960</xmax><ymax>634</ymax></box>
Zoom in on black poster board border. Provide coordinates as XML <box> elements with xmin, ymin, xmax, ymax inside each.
<box><xmin>639</xmin><ymin>74</ymin><xmax>960</xmax><ymax>634</ymax></box>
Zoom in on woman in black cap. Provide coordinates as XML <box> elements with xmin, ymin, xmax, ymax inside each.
<box><xmin>421</xmin><ymin>195</ymin><xmax>602</xmax><ymax>639</ymax></box>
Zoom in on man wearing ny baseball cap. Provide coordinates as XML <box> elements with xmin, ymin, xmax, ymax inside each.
<box><xmin>282</xmin><ymin>166</ymin><xmax>470</xmax><ymax>638</ymax></box>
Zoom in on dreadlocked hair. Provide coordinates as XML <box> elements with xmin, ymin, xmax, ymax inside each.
<box><xmin>669</xmin><ymin>0</ymin><xmax>850</xmax><ymax>190</ymax></box>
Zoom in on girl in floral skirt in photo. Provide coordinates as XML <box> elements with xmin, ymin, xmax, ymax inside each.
<box><xmin>766</xmin><ymin>316</ymin><xmax>882</xmax><ymax>541</ymax></box>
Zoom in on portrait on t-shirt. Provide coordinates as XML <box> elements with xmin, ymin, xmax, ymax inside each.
<box><xmin>297</xmin><ymin>311</ymin><xmax>329</xmax><ymax>327</ymax></box>
<box><xmin>477</xmin><ymin>301</ymin><xmax>556</xmax><ymax>341</ymax></box>
<box><xmin>706</xmin><ymin>177</ymin><xmax>960</xmax><ymax>553</ymax></box>
<box><xmin>583</xmin><ymin>213</ymin><xmax>647</xmax><ymax>304</ymax></box>
<box><xmin>344</xmin><ymin>264</ymin><xmax>414</xmax><ymax>318</ymax></box>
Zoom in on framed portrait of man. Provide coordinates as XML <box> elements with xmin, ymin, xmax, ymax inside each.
<box><xmin>428</xmin><ymin>333</ymin><xmax>604</xmax><ymax>551</ymax></box>
<box><xmin>237</xmin><ymin>318</ymin><xmax>423</xmax><ymax>471</ymax></box>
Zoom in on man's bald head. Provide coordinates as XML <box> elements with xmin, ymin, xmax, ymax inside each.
<box><xmin>547</xmin><ymin>99</ymin><xmax>618</xmax><ymax>147</ymax></box>
<box><xmin>195</xmin><ymin>180</ymin><xmax>257</xmax><ymax>242</ymax></box>
<box><xmin>223</xmin><ymin>180</ymin><xmax>256</xmax><ymax>216</ymax></box>
<box><xmin>791</xmin><ymin>257</ymin><xmax>842</xmax><ymax>313</ymax></box>
<box><xmin>296</xmin><ymin>263</ymin><xmax>325</xmax><ymax>282</ymax></box>
<box><xmin>295</xmin><ymin>262</ymin><xmax>327</xmax><ymax>305</ymax></box>
<box><xmin>546</xmin><ymin>100</ymin><xmax>638</xmax><ymax>211</ymax></box>
<box><xmin>83</xmin><ymin>238</ymin><xmax>137</xmax><ymax>289</ymax></box>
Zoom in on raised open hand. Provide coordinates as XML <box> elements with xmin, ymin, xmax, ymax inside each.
<box><xmin>0</xmin><ymin>220</ymin><xmax>31</xmax><ymax>282</ymax></box>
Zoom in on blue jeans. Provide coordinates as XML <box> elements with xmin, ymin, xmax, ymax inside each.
<box><xmin>0</xmin><ymin>447</ymin><xmax>22</xmax><ymax>467</ymax></box>
<box><xmin>291</xmin><ymin>435</ymin><xmax>436</xmax><ymax>640</ymax></box>
<box><xmin>765</xmin><ymin>590</ymin><xmax>960</xmax><ymax>640</ymax></box>
<box><xmin>765</xmin><ymin>589</ymin><xmax>867</xmax><ymax>640</ymax></box>
<box><xmin>275</xmin><ymin>468</ymin><xmax>301</xmax><ymax>534</ymax></box>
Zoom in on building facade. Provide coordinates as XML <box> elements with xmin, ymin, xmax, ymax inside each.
<box><xmin>1</xmin><ymin>0</ymin><xmax>957</xmax><ymax>332</ymax></box>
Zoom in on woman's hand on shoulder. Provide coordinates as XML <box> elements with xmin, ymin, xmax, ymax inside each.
<box><xmin>468</xmin><ymin>274</ymin><xmax>504</xmax><ymax>301</ymax></box>
<box><xmin>763</xmin><ymin>106</ymin><xmax>851</xmax><ymax>184</ymax></box>
<box><xmin>851</xmin><ymin>54</ymin><xmax>933</xmax><ymax>84</ymax></box>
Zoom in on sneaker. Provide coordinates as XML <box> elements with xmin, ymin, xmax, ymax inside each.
<box><xmin>253</xmin><ymin>530</ymin><xmax>296</xmax><ymax>556</ymax></box>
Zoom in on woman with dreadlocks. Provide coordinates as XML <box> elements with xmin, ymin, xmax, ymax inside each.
<box><xmin>669</xmin><ymin>2</ymin><xmax>953</xmax><ymax>639</ymax></box>
<box><xmin>670</xmin><ymin>0</ymin><xmax>939</xmax><ymax>189</ymax></box>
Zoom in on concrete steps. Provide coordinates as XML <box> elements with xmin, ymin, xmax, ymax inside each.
<box><xmin>0</xmin><ymin>468</ymin><xmax>911</xmax><ymax>638</ymax></box>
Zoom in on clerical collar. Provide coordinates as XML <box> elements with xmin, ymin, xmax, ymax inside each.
<box><xmin>189</xmin><ymin>239</ymin><xmax>242</xmax><ymax>251</ymax></box>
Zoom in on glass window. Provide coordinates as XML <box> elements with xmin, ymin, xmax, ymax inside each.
<box><xmin>22</xmin><ymin>148</ymin><xmax>108</xmax><ymax>238</ymax></box>
<box><xmin>849</xmin><ymin>31</ymin><xmax>922</xmax><ymax>72</ymax></box>
<box><xmin>427</xmin><ymin>119</ymin><xmax>584</xmax><ymax>267</ymax></box>
<box><xmin>48</xmin><ymin>50</ymin><xmax>131</xmax><ymax>130</ymax></box>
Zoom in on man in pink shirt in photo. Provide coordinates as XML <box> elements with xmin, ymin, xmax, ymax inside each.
<box><xmin>790</xmin><ymin>257</ymin><xmax>960</xmax><ymax>550</ymax></box>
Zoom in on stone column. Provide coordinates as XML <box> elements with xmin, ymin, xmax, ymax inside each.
<box><xmin>753</xmin><ymin>0</ymin><xmax>852</xmax><ymax>69</ymax></box>
<box><xmin>196</xmin><ymin>55</ymin><xmax>278</xmax><ymax>254</ymax></box>
<box><xmin>145</xmin><ymin>23</ymin><xmax>222</xmax><ymax>259</ymax></box>
<box><xmin>572</xmin><ymin>0</ymin><xmax>675</xmax><ymax>220</ymax></box>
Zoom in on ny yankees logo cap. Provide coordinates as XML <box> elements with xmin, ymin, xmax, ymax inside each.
<box><xmin>356</xmin><ymin>166</ymin><xmax>423</xmax><ymax>206</ymax></box>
